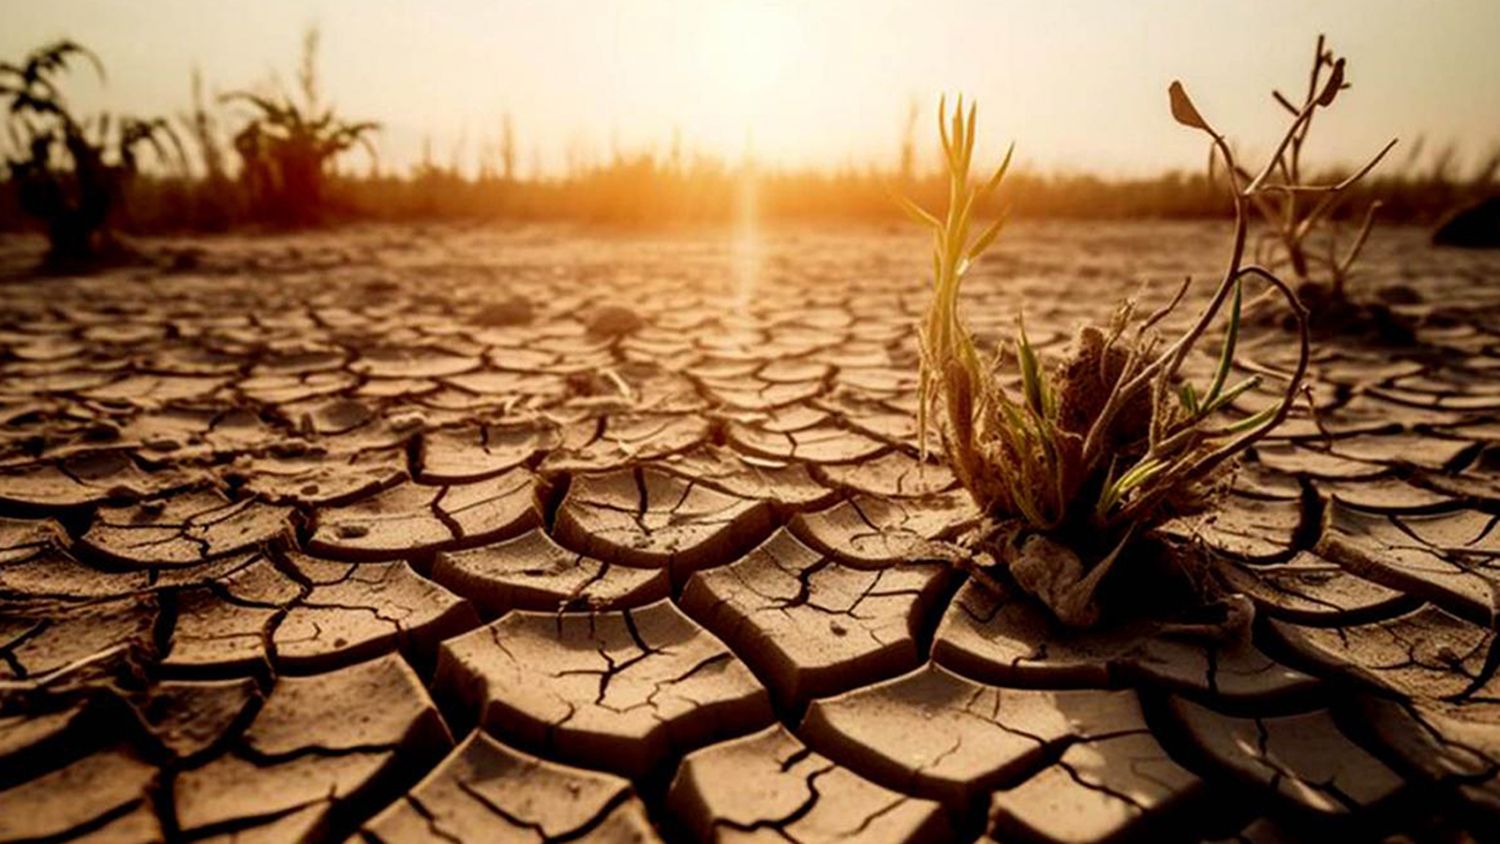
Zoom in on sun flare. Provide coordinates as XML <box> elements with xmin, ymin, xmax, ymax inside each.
<box><xmin>696</xmin><ymin>3</ymin><xmax>803</xmax><ymax>160</ymax></box>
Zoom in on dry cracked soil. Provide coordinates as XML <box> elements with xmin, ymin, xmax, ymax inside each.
<box><xmin>1</xmin><ymin>221</ymin><xmax>1498</xmax><ymax>843</ymax></box>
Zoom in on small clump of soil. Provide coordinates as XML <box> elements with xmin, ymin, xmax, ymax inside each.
<box><xmin>474</xmin><ymin>296</ymin><xmax>535</xmax><ymax>327</ymax></box>
<box><xmin>585</xmin><ymin>304</ymin><xmax>644</xmax><ymax>337</ymax></box>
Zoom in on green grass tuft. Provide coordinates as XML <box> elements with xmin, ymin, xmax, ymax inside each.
<box><xmin>908</xmin><ymin>93</ymin><xmax>1312</xmax><ymax>627</ymax></box>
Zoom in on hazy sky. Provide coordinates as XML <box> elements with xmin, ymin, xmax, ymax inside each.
<box><xmin>5</xmin><ymin>0</ymin><xmax>1498</xmax><ymax>177</ymax></box>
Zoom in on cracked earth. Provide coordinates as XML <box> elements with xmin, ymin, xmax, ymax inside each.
<box><xmin>1</xmin><ymin>222</ymin><xmax>1499</xmax><ymax>842</ymax></box>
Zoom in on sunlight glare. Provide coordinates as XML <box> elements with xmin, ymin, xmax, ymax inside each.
<box><xmin>698</xmin><ymin>3</ymin><xmax>801</xmax><ymax>162</ymax></box>
<box><xmin>731</xmin><ymin>171</ymin><xmax>761</xmax><ymax>305</ymax></box>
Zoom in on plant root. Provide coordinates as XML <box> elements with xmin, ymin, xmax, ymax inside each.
<box><xmin>959</xmin><ymin>520</ymin><xmax>1252</xmax><ymax>641</ymax></box>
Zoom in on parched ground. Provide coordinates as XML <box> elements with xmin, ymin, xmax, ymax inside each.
<box><xmin>1</xmin><ymin>220</ymin><xmax>1498</xmax><ymax>843</ymax></box>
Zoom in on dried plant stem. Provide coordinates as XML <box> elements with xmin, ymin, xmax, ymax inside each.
<box><xmin>1234</xmin><ymin>35</ymin><xmax>1395</xmax><ymax>297</ymax></box>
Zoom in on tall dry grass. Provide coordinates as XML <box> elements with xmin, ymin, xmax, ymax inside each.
<box><xmin>1</xmin><ymin>30</ymin><xmax>1496</xmax><ymax>234</ymax></box>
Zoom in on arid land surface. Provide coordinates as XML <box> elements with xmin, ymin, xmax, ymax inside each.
<box><xmin>1</xmin><ymin>221</ymin><xmax>1499</xmax><ymax>843</ymax></box>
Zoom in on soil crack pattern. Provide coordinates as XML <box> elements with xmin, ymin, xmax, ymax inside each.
<box><xmin>2</xmin><ymin>224</ymin><xmax>1500</xmax><ymax>841</ymax></box>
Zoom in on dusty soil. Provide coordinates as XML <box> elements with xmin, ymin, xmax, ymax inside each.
<box><xmin>1</xmin><ymin>220</ymin><xmax>1498</xmax><ymax>843</ymax></box>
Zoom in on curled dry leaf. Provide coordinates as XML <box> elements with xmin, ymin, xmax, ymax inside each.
<box><xmin>1168</xmin><ymin>81</ymin><xmax>1211</xmax><ymax>132</ymax></box>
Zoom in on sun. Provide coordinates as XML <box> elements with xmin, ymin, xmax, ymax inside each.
<box><xmin>697</xmin><ymin>3</ymin><xmax>803</xmax><ymax>157</ymax></box>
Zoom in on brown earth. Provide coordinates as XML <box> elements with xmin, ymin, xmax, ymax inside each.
<box><xmin>1</xmin><ymin>221</ymin><xmax>1499</xmax><ymax>843</ymax></box>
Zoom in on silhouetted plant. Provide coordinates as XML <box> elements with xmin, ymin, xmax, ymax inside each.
<box><xmin>175</xmin><ymin>66</ymin><xmax>235</xmax><ymax>230</ymax></box>
<box><xmin>223</xmin><ymin>29</ymin><xmax>378</xmax><ymax>224</ymax></box>
<box><xmin>1</xmin><ymin>40</ymin><xmax>181</xmax><ymax>266</ymax></box>
<box><xmin>1221</xmin><ymin>36</ymin><xmax>1396</xmax><ymax>302</ymax></box>
<box><xmin>907</xmin><ymin>96</ymin><xmax>1308</xmax><ymax>628</ymax></box>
